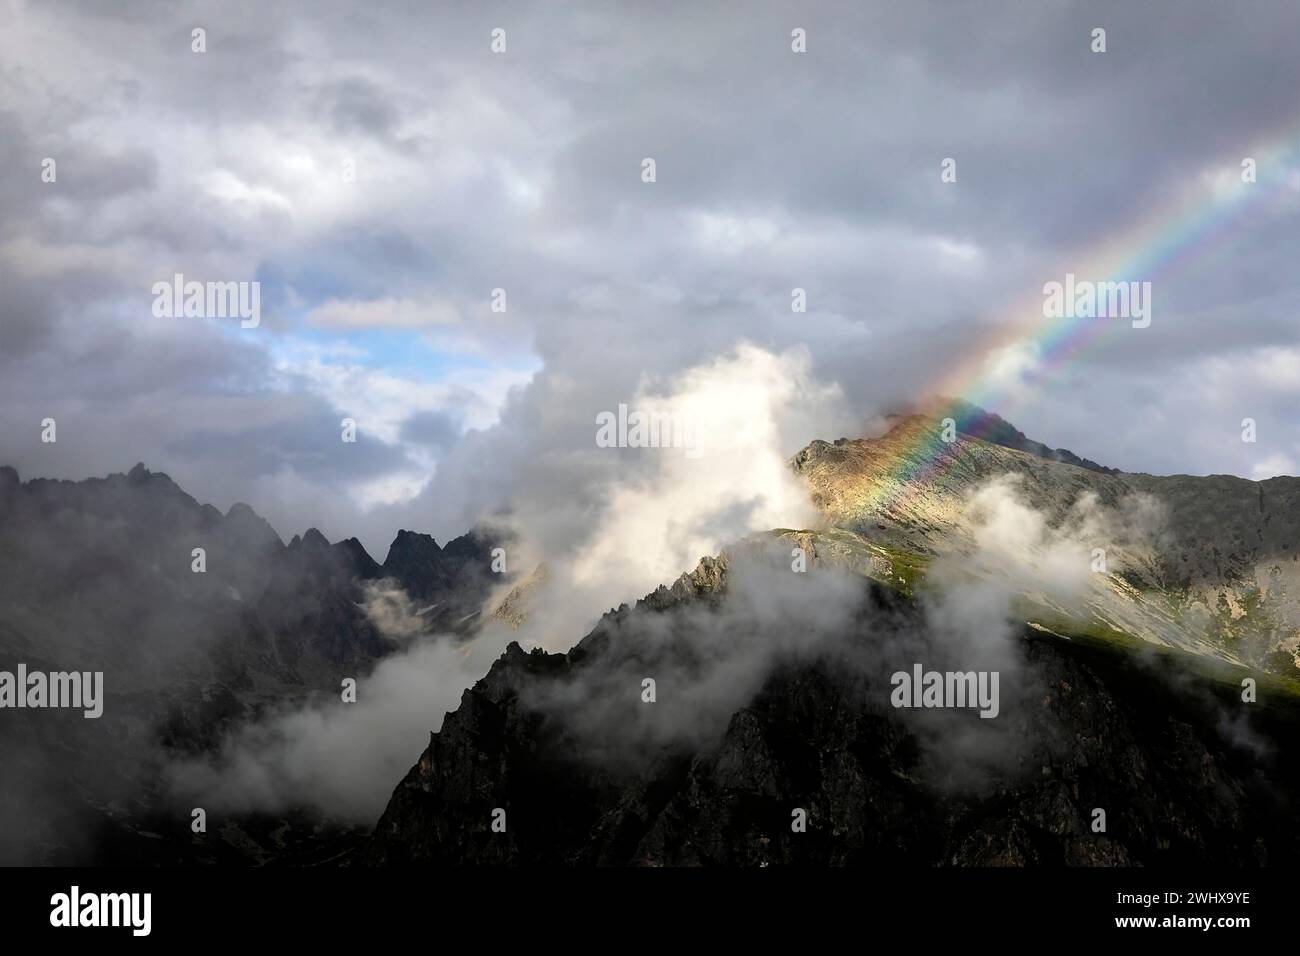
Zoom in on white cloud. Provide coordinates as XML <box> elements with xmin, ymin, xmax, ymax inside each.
<box><xmin>979</xmin><ymin>340</ymin><xmax>1042</xmax><ymax>403</ymax></box>
<box><xmin>496</xmin><ymin>343</ymin><xmax>854</xmax><ymax>649</ymax></box>
<box><xmin>1252</xmin><ymin>453</ymin><xmax>1298</xmax><ymax>480</ymax></box>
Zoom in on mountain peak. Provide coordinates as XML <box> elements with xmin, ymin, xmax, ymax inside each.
<box><xmin>884</xmin><ymin>398</ymin><xmax>1117</xmax><ymax>474</ymax></box>
<box><xmin>382</xmin><ymin>529</ymin><xmax>442</xmax><ymax>568</ymax></box>
<box><xmin>222</xmin><ymin>501</ymin><xmax>284</xmax><ymax>551</ymax></box>
<box><xmin>120</xmin><ymin>462</ymin><xmax>192</xmax><ymax>494</ymax></box>
<box><xmin>334</xmin><ymin>537</ymin><xmax>381</xmax><ymax>575</ymax></box>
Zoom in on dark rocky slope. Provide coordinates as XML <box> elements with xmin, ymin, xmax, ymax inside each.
<box><xmin>0</xmin><ymin>464</ymin><xmax>498</xmax><ymax>864</ymax></box>
<box><xmin>365</xmin><ymin>553</ymin><xmax>1300</xmax><ymax>866</ymax></box>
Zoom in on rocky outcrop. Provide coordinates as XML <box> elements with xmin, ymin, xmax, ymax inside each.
<box><xmin>365</xmin><ymin>561</ymin><xmax>1300</xmax><ymax>866</ymax></box>
<box><xmin>381</xmin><ymin>529</ymin><xmax>497</xmax><ymax>633</ymax></box>
<box><xmin>792</xmin><ymin>414</ymin><xmax>1300</xmax><ymax>674</ymax></box>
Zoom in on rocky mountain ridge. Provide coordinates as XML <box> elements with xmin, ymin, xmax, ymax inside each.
<box><xmin>793</xmin><ymin>413</ymin><xmax>1300</xmax><ymax>675</ymax></box>
<box><xmin>366</xmin><ymin>547</ymin><xmax>1300</xmax><ymax>865</ymax></box>
<box><xmin>364</xmin><ymin>409</ymin><xmax>1300</xmax><ymax>865</ymax></box>
<box><xmin>5</xmin><ymin>404</ymin><xmax>1299</xmax><ymax>866</ymax></box>
<box><xmin>0</xmin><ymin>463</ymin><xmax>502</xmax><ymax>864</ymax></box>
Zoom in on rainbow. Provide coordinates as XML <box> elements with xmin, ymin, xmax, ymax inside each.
<box><xmin>864</xmin><ymin>126</ymin><xmax>1300</xmax><ymax>515</ymax></box>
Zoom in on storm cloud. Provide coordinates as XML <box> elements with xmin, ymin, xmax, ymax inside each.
<box><xmin>2</xmin><ymin>0</ymin><xmax>1299</xmax><ymax>567</ymax></box>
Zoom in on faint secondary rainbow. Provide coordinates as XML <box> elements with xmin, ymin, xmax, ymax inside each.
<box><xmin>863</xmin><ymin>125</ymin><xmax>1300</xmax><ymax>515</ymax></box>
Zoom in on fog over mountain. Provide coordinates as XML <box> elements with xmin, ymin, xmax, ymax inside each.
<box><xmin>0</xmin><ymin>460</ymin><xmax>502</xmax><ymax>861</ymax></box>
<box><xmin>3</xmin><ymin>394</ymin><xmax>1298</xmax><ymax>865</ymax></box>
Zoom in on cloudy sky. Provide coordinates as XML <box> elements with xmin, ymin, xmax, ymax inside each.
<box><xmin>2</xmin><ymin>0</ymin><xmax>1299</xmax><ymax>561</ymax></box>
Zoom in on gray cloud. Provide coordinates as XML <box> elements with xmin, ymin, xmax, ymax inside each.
<box><xmin>1</xmin><ymin>0</ymin><xmax>1298</xmax><ymax>565</ymax></box>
